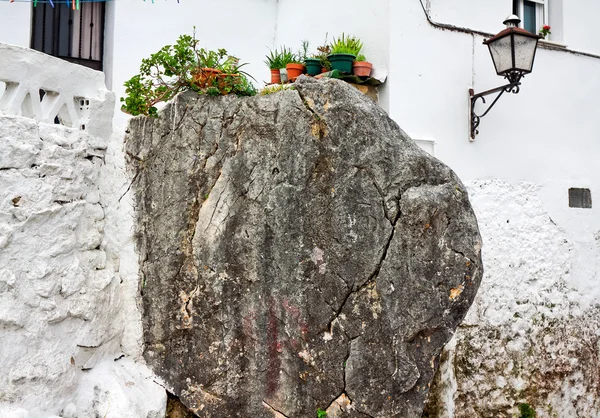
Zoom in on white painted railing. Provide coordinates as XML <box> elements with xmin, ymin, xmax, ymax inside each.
<box><xmin>0</xmin><ymin>43</ymin><xmax>114</xmax><ymax>136</ymax></box>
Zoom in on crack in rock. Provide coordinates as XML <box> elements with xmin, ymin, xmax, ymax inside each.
<box><xmin>128</xmin><ymin>77</ymin><xmax>483</xmax><ymax>418</ymax></box>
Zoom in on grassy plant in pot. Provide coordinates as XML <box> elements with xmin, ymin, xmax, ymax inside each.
<box><xmin>328</xmin><ymin>33</ymin><xmax>363</xmax><ymax>74</ymax></box>
<box><xmin>279</xmin><ymin>47</ymin><xmax>295</xmax><ymax>83</ymax></box>
<box><xmin>353</xmin><ymin>54</ymin><xmax>373</xmax><ymax>77</ymax></box>
<box><xmin>265</xmin><ymin>48</ymin><xmax>284</xmax><ymax>84</ymax></box>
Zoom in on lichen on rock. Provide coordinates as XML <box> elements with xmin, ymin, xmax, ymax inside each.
<box><xmin>126</xmin><ymin>76</ymin><xmax>483</xmax><ymax>417</ymax></box>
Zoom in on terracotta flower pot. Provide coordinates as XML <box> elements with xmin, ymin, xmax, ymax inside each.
<box><xmin>270</xmin><ymin>69</ymin><xmax>281</xmax><ymax>84</ymax></box>
<box><xmin>192</xmin><ymin>67</ymin><xmax>222</xmax><ymax>88</ymax></box>
<box><xmin>217</xmin><ymin>74</ymin><xmax>242</xmax><ymax>94</ymax></box>
<box><xmin>286</xmin><ymin>63</ymin><xmax>306</xmax><ymax>81</ymax></box>
<box><xmin>352</xmin><ymin>61</ymin><xmax>373</xmax><ymax>77</ymax></box>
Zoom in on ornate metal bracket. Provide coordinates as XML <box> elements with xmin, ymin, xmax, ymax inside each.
<box><xmin>469</xmin><ymin>81</ymin><xmax>521</xmax><ymax>141</ymax></box>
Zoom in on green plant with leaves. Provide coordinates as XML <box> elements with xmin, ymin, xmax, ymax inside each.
<box><xmin>356</xmin><ymin>54</ymin><xmax>366</xmax><ymax>62</ymax></box>
<box><xmin>197</xmin><ymin>47</ymin><xmax>228</xmax><ymax>69</ymax></box>
<box><xmin>330</xmin><ymin>33</ymin><xmax>363</xmax><ymax>56</ymax></box>
<box><xmin>230</xmin><ymin>74</ymin><xmax>257</xmax><ymax>96</ymax></box>
<box><xmin>299</xmin><ymin>40</ymin><xmax>310</xmax><ymax>61</ymax></box>
<box><xmin>279</xmin><ymin>47</ymin><xmax>297</xmax><ymax>67</ymax></box>
<box><xmin>316</xmin><ymin>408</ymin><xmax>327</xmax><ymax>418</ymax></box>
<box><xmin>120</xmin><ymin>29</ymin><xmax>256</xmax><ymax>117</ymax></box>
<box><xmin>264</xmin><ymin>48</ymin><xmax>285</xmax><ymax>70</ymax></box>
<box><xmin>121</xmin><ymin>33</ymin><xmax>198</xmax><ymax>116</ymax></box>
<box><xmin>314</xmin><ymin>43</ymin><xmax>331</xmax><ymax>70</ymax></box>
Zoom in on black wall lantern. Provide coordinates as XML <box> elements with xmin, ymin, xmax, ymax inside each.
<box><xmin>469</xmin><ymin>15</ymin><xmax>541</xmax><ymax>140</ymax></box>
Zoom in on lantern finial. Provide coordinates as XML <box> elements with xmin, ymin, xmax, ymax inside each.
<box><xmin>503</xmin><ymin>15</ymin><xmax>521</xmax><ymax>27</ymax></box>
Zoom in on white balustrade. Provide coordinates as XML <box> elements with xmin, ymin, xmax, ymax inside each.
<box><xmin>0</xmin><ymin>42</ymin><xmax>114</xmax><ymax>136</ymax></box>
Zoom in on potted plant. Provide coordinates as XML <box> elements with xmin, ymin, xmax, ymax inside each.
<box><xmin>306</xmin><ymin>41</ymin><xmax>329</xmax><ymax>76</ymax></box>
<box><xmin>192</xmin><ymin>47</ymin><xmax>228</xmax><ymax>88</ymax></box>
<box><xmin>352</xmin><ymin>54</ymin><xmax>373</xmax><ymax>77</ymax></box>
<box><xmin>286</xmin><ymin>41</ymin><xmax>308</xmax><ymax>81</ymax></box>
<box><xmin>216</xmin><ymin>56</ymin><xmax>244</xmax><ymax>94</ymax></box>
<box><xmin>279</xmin><ymin>47</ymin><xmax>295</xmax><ymax>83</ymax></box>
<box><xmin>120</xmin><ymin>30</ymin><xmax>257</xmax><ymax>117</ymax></box>
<box><xmin>304</xmin><ymin>56</ymin><xmax>321</xmax><ymax>76</ymax></box>
<box><xmin>300</xmin><ymin>40</ymin><xmax>319</xmax><ymax>76</ymax></box>
<box><xmin>316</xmin><ymin>44</ymin><xmax>332</xmax><ymax>73</ymax></box>
<box><xmin>286</xmin><ymin>57</ymin><xmax>306</xmax><ymax>81</ymax></box>
<box><xmin>328</xmin><ymin>33</ymin><xmax>363</xmax><ymax>74</ymax></box>
<box><xmin>265</xmin><ymin>48</ymin><xmax>284</xmax><ymax>84</ymax></box>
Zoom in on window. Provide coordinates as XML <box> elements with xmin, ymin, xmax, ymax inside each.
<box><xmin>513</xmin><ymin>0</ymin><xmax>548</xmax><ymax>35</ymax></box>
<box><xmin>31</xmin><ymin>2</ymin><xmax>105</xmax><ymax>71</ymax></box>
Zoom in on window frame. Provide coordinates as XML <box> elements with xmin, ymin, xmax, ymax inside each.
<box><xmin>514</xmin><ymin>0</ymin><xmax>549</xmax><ymax>37</ymax></box>
<box><xmin>30</xmin><ymin>2</ymin><xmax>106</xmax><ymax>71</ymax></box>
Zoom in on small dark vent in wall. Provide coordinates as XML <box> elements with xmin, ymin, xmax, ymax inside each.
<box><xmin>569</xmin><ymin>188</ymin><xmax>592</xmax><ymax>209</ymax></box>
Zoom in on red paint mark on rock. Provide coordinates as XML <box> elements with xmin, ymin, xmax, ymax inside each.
<box><xmin>266</xmin><ymin>298</ymin><xmax>281</xmax><ymax>396</ymax></box>
<box><xmin>282</xmin><ymin>298</ymin><xmax>309</xmax><ymax>341</ymax></box>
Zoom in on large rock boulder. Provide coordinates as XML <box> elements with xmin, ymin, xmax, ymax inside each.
<box><xmin>125</xmin><ymin>77</ymin><xmax>483</xmax><ymax>417</ymax></box>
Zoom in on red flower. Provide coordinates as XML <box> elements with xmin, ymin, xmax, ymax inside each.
<box><xmin>543</xmin><ymin>25</ymin><xmax>551</xmax><ymax>30</ymax></box>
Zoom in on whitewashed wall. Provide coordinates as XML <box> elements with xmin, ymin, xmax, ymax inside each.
<box><xmin>0</xmin><ymin>43</ymin><xmax>165</xmax><ymax>418</ymax></box>
<box><xmin>562</xmin><ymin>0</ymin><xmax>600</xmax><ymax>53</ymax></box>
<box><xmin>0</xmin><ymin>3</ymin><xmax>31</xmax><ymax>48</ymax></box>
<box><xmin>428</xmin><ymin>0</ymin><xmax>511</xmax><ymax>34</ymax></box>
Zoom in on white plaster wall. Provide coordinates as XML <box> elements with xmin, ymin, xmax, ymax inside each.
<box><xmin>562</xmin><ymin>0</ymin><xmax>600</xmax><ymax>54</ymax></box>
<box><xmin>0</xmin><ymin>44</ymin><xmax>165</xmax><ymax>418</ymax></box>
<box><xmin>0</xmin><ymin>3</ymin><xmax>31</xmax><ymax>48</ymax></box>
<box><xmin>428</xmin><ymin>0</ymin><xmax>510</xmax><ymax>34</ymax></box>
<box><xmin>548</xmin><ymin>0</ymin><xmax>564</xmax><ymax>43</ymax></box>
<box><xmin>1</xmin><ymin>2</ymin><xmax>599</xmax><ymax>415</ymax></box>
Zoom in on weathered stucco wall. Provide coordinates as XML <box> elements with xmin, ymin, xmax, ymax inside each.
<box><xmin>0</xmin><ymin>43</ymin><xmax>165</xmax><ymax>418</ymax></box>
<box><xmin>424</xmin><ymin>180</ymin><xmax>600</xmax><ymax>417</ymax></box>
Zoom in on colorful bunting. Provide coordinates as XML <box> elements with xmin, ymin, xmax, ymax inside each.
<box><xmin>1</xmin><ymin>0</ymin><xmax>182</xmax><ymax>9</ymax></box>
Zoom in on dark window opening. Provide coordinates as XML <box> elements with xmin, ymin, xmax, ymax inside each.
<box><xmin>569</xmin><ymin>188</ymin><xmax>592</xmax><ymax>209</ymax></box>
<box><xmin>522</xmin><ymin>1</ymin><xmax>537</xmax><ymax>34</ymax></box>
<box><xmin>31</xmin><ymin>2</ymin><xmax>105</xmax><ymax>71</ymax></box>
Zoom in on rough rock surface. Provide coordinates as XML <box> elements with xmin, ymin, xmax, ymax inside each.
<box><xmin>126</xmin><ymin>77</ymin><xmax>483</xmax><ymax>417</ymax></box>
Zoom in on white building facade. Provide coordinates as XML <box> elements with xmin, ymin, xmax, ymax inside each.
<box><xmin>1</xmin><ymin>0</ymin><xmax>599</xmax><ymax>416</ymax></box>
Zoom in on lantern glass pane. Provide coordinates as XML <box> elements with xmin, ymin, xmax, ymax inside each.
<box><xmin>513</xmin><ymin>34</ymin><xmax>538</xmax><ymax>72</ymax></box>
<box><xmin>488</xmin><ymin>35</ymin><xmax>513</xmax><ymax>75</ymax></box>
